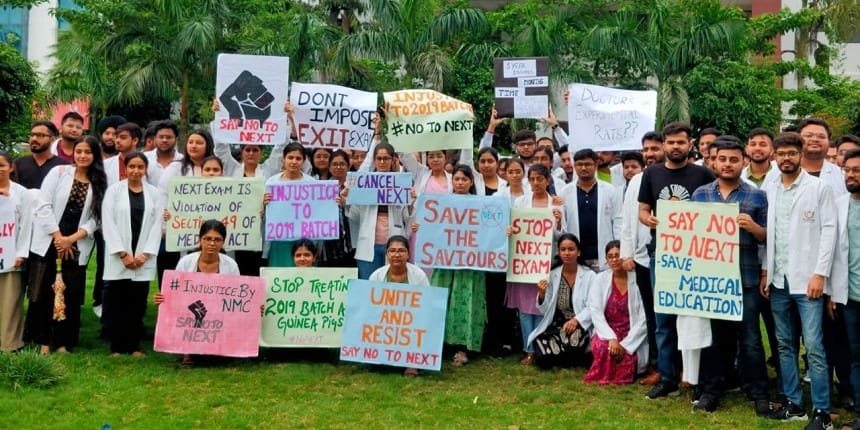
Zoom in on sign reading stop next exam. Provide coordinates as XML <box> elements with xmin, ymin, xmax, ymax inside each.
<box><xmin>655</xmin><ymin>200</ymin><xmax>742</xmax><ymax>321</ymax></box>
<box><xmin>167</xmin><ymin>177</ymin><xmax>264</xmax><ymax>252</ymax></box>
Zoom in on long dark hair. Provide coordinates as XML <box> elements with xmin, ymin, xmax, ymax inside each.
<box><xmin>197</xmin><ymin>219</ymin><xmax>227</xmax><ymax>253</ymax></box>
<box><xmin>181</xmin><ymin>129</ymin><xmax>215</xmax><ymax>175</ymax></box>
<box><xmin>551</xmin><ymin>233</ymin><xmax>584</xmax><ymax>269</ymax></box>
<box><xmin>75</xmin><ymin>135</ymin><xmax>108</xmax><ymax>222</ymax></box>
<box><xmin>528</xmin><ymin>164</ymin><xmax>553</xmax><ymax>196</ymax></box>
<box><xmin>372</xmin><ymin>143</ymin><xmax>395</xmax><ymax>172</ymax></box>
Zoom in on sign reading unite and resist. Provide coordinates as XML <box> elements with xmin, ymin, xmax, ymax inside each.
<box><xmin>655</xmin><ymin>200</ymin><xmax>743</xmax><ymax>321</ymax></box>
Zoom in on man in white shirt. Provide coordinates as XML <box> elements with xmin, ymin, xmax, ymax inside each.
<box><xmin>799</xmin><ymin>117</ymin><xmax>846</xmax><ymax>195</ymax></box>
<box><xmin>144</xmin><ymin>120</ymin><xmax>183</xmax><ymax>186</ymax></box>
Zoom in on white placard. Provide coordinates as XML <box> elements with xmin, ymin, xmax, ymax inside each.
<box><xmin>290</xmin><ymin>82</ymin><xmax>377</xmax><ymax>151</ymax></box>
<box><xmin>0</xmin><ymin>197</ymin><xmax>16</xmax><ymax>273</ymax></box>
<box><xmin>503</xmin><ymin>59</ymin><xmax>537</xmax><ymax>78</ymax></box>
<box><xmin>567</xmin><ymin>83</ymin><xmax>657</xmax><ymax>151</ymax></box>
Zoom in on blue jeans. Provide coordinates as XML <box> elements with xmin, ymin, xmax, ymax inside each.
<box><xmin>739</xmin><ymin>286</ymin><xmax>770</xmax><ymax>400</ymax></box>
<box><xmin>519</xmin><ymin>312</ymin><xmax>542</xmax><ymax>353</ymax></box>
<box><xmin>770</xmin><ymin>283</ymin><xmax>830</xmax><ymax>411</ymax></box>
<box><xmin>357</xmin><ymin>244</ymin><xmax>386</xmax><ymax>280</ymax></box>
<box><xmin>651</xmin><ymin>255</ymin><xmax>679</xmax><ymax>384</ymax></box>
<box><xmin>843</xmin><ymin>300</ymin><xmax>860</xmax><ymax>412</ymax></box>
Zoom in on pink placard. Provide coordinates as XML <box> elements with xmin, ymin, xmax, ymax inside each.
<box><xmin>154</xmin><ymin>270</ymin><xmax>264</xmax><ymax>357</ymax></box>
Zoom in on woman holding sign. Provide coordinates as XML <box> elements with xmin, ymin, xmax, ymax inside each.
<box><xmin>101</xmin><ymin>152</ymin><xmax>163</xmax><ymax>356</ymax></box>
<box><xmin>28</xmin><ymin>136</ymin><xmax>107</xmax><ymax>354</ymax></box>
<box><xmin>507</xmin><ymin>165</ymin><xmax>566</xmax><ymax>365</ymax></box>
<box><xmin>496</xmin><ymin>158</ymin><xmax>529</xmax><ymax>204</ymax></box>
<box><xmin>319</xmin><ymin>150</ymin><xmax>355</xmax><ymax>268</ymax></box>
<box><xmin>341</xmin><ymin>143</ymin><xmax>411</xmax><ymax>279</ymax></box>
<box><xmin>421</xmin><ymin>165</ymin><xmax>487</xmax><ymax>365</ymax></box>
<box><xmin>584</xmin><ymin>240</ymin><xmax>647</xmax><ymax>384</ymax></box>
<box><xmin>528</xmin><ymin>233</ymin><xmax>594</xmax><ymax>369</ymax></box>
<box><xmin>369</xmin><ymin>235</ymin><xmax>429</xmax><ymax>376</ymax></box>
<box><xmin>0</xmin><ymin>151</ymin><xmax>33</xmax><ymax>352</ymax></box>
<box><xmin>154</xmin><ymin>219</ymin><xmax>239</xmax><ymax>366</ymax></box>
<box><xmin>264</xmin><ymin>142</ymin><xmax>315</xmax><ymax>267</ymax></box>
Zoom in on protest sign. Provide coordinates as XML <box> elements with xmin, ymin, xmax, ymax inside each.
<box><xmin>383</xmin><ymin>90</ymin><xmax>473</xmax><ymax>153</ymax></box>
<box><xmin>414</xmin><ymin>194</ymin><xmax>510</xmax><ymax>272</ymax></box>
<box><xmin>166</xmin><ymin>177</ymin><xmax>264</xmax><ymax>252</ymax></box>
<box><xmin>493</xmin><ymin>57</ymin><xmax>550</xmax><ymax>119</ymax></box>
<box><xmin>265</xmin><ymin>180</ymin><xmax>340</xmax><ymax>241</ymax></box>
<box><xmin>506</xmin><ymin>208</ymin><xmax>554</xmax><ymax>283</ymax></box>
<box><xmin>339</xmin><ymin>279</ymin><xmax>448</xmax><ymax>371</ymax></box>
<box><xmin>345</xmin><ymin>172</ymin><xmax>412</xmax><ymax>206</ymax></box>
<box><xmin>654</xmin><ymin>200</ymin><xmax>742</xmax><ymax>321</ymax></box>
<box><xmin>567</xmin><ymin>83</ymin><xmax>657</xmax><ymax>151</ymax></box>
<box><xmin>154</xmin><ymin>270</ymin><xmax>264</xmax><ymax>357</ymax></box>
<box><xmin>260</xmin><ymin>267</ymin><xmax>356</xmax><ymax>347</ymax></box>
<box><xmin>0</xmin><ymin>197</ymin><xmax>15</xmax><ymax>273</ymax></box>
<box><xmin>213</xmin><ymin>54</ymin><xmax>289</xmax><ymax>145</ymax></box>
<box><xmin>290</xmin><ymin>82</ymin><xmax>377</xmax><ymax>152</ymax></box>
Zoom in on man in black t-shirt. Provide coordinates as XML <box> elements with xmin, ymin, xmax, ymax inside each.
<box><xmin>637</xmin><ymin>122</ymin><xmax>716</xmax><ymax>399</ymax></box>
<box><xmin>13</xmin><ymin>120</ymin><xmax>69</xmax><ymax>189</ymax></box>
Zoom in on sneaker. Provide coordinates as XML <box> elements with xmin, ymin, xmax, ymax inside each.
<box><xmin>754</xmin><ymin>399</ymin><xmax>773</xmax><ymax>417</ymax></box>
<box><xmin>93</xmin><ymin>305</ymin><xmax>103</xmax><ymax>318</ymax></box>
<box><xmin>647</xmin><ymin>381</ymin><xmax>680</xmax><ymax>399</ymax></box>
<box><xmin>804</xmin><ymin>370</ymin><xmax>811</xmax><ymax>383</ymax></box>
<box><xmin>693</xmin><ymin>394</ymin><xmax>719</xmax><ymax>413</ymax></box>
<box><xmin>689</xmin><ymin>385</ymin><xmax>701</xmax><ymax>405</ymax></box>
<box><xmin>769</xmin><ymin>401</ymin><xmax>808</xmax><ymax>421</ymax></box>
<box><xmin>804</xmin><ymin>409</ymin><xmax>833</xmax><ymax>430</ymax></box>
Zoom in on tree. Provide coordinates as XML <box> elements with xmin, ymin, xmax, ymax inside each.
<box><xmin>685</xmin><ymin>58</ymin><xmax>783</xmax><ymax>137</ymax></box>
<box><xmin>331</xmin><ymin>0</ymin><xmax>491</xmax><ymax>91</ymax></box>
<box><xmin>583</xmin><ymin>0</ymin><xmax>748</xmax><ymax>126</ymax></box>
<box><xmin>0</xmin><ymin>42</ymin><xmax>39</xmax><ymax>153</ymax></box>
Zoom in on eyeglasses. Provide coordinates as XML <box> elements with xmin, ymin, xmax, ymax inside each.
<box><xmin>200</xmin><ymin>237</ymin><xmax>224</xmax><ymax>243</ymax></box>
<box><xmin>774</xmin><ymin>151</ymin><xmax>801</xmax><ymax>159</ymax></box>
<box><xmin>516</xmin><ymin>141</ymin><xmax>535</xmax><ymax>146</ymax></box>
<box><xmin>30</xmin><ymin>132</ymin><xmax>52</xmax><ymax>139</ymax></box>
<box><xmin>330</xmin><ymin>162</ymin><xmax>348</xmax><ymax>168</ymax></box>
<box><xmin>801</xmin><ymin>133</ymin><xmax>828</xmax><ymax>140</ymax></box>
<box><xmin>375</xmin><ymin>156</ymin><xmax>393</xmax><ymax>162</ymax></box>
<box><xmin>606</xmin><ymin>254</ymin><xmax>621</xmax><ymax>260</ymax></box>
<box><xmin>842</xmin><ymin>167</ymin><xmax>860</xmax><ymax>175</ymax></box>
<box><xmin>387</xmin><ymin>248</ymin><xmax>408</xmax><ymax>254</ymax></box>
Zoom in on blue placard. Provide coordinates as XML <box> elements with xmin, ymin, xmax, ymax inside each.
<box><xmin>345</xmin><ymin>172</ymin><xmax>413</xmax><ymax>206</ymax></box>
<box><xmin>339</xmin><ymin>279</ymin><xmax>448</xmax><ymax>371</ymax></box>
<box><xmin>413</xmin><ymin>193</ymin><xmax>510</xmax><ymax>272</ymax></box>
<box><xmin>265</xmin><ymin>180</ymin><xmax>340</xmax><ymax>241</ymax></box>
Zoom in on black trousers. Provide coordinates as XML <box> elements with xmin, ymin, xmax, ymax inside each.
<box><xmin>483</xmin><ymin>272</ymin><xmax>517</xmax><ymax>353</ymax></box>
<box><xmin>93</xmin><ymin>230</ymin><xmax>105</xmax><ymax>307</ymax></box>
<box><xmin>103</xmin><ymin>279</ymin><xmax>150</xmax><ymax>354</ymax></box>
<box><xmin>635</xmin><ymin>262</ymin><xmax>657</xmax><ymax>366</ymax></box>
<box><xmin>24</xmin><ymin>253</ymin><xmax>86</xmax><ymax>349</ymax></box>
<box><xmin>156</xmin><ymin>237</ymin><xmax>180</xmax><ymax>290</ymax></box>
<box><xmin>699</xmin><ymin>319</ymin><xmax>741</xmax><ymax>397</ymax></box>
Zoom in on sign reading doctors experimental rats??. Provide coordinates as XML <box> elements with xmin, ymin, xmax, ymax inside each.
<box><xmin>260</xmin><ymin>267</ymin><xmax>356</xmax><ymax>348</ymax></box>
<box><xmin>567</xmin><ymin>83</ymin><xmax>657</xmax><ymax>151</ymax></box>
<box><xmin>414</xmin><ymin>194</ymin><xmax>510</xmax><ymax>272</ymax></box>
<box><xmin>214</xmin><ymin>54</ymin><xmax>289</xmax><ymax>145</ymax></box>
<box><xmin>290</xmin><ymin>82</ymin><xmax>377</xmax><ymax>152</ymax></box>
<box><xmin>154</xmin><ymin>270</ymin><xmax>264</xmax><ymax>357</ymax></box>
<box><xmin>339</xmin><ymin>279</ymin><xmax>448</xmax><ymax>371</ymax></box>
<box><xmin>383</xmin><ymin>90</ymin><xmax>473</xmax><ymax>153</ymax></box>
<box><xmin>654</xmin><ymin>200</ymin><xmax>742</xmax><ymax>321</ymax></box>
<box><xmin>166</xmin><ymin>177</ymin><xmax>264</xmax><ymax>252</ymax></box>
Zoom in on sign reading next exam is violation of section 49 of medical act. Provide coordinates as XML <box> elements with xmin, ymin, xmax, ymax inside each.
<box><xmin>655</xmin><ymin>200</ymin><xmax>742</xmax><ymax>321</ymax></box>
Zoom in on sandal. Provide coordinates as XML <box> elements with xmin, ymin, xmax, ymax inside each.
<box><xmin>180</xmin><ymin>355</ymin><xmax>194</xmax><ymax>367</ymax></box>
<box><xmin>403</xmin><ymin>368</ymin><xmax>419</xmax><ymax>377</ymax></box>
<box><xmin>452</xmin><ymin>351</ymin><xmax>469</xmax><ymax>366</ymax></box>
<box><xmin>520</xmin><ymin>353</ymin><xmax>535</xmax><ymax>366</ymax></box>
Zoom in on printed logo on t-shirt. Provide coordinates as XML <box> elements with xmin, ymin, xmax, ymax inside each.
<box><xmin>657</xmin><ymin>184</ymin><xmax>691</xmax><ymax>201</ymax></box>
<box><xmin>801</xmin><ymin>210</ymin><xmax>816</xmax><ymax>223</ymax></box>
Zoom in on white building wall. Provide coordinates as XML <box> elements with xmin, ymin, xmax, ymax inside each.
<box><xmin>26</xmin><ymin>0</ymin><xmax>58</xmax><ymax>77</ymax></box>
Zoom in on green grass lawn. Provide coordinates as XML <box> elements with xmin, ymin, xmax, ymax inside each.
<box><xmin>0</xmin><ymin>266</ymin><xmax>847</xmax><ymax>429</ymax></box>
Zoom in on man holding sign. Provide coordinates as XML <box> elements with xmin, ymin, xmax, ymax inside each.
<box><xmin>688</xmin><ymin>137</ymin><xmax>769</xmax><ymax>414</ymax></box>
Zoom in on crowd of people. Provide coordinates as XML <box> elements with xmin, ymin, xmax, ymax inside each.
<box><xmin>1</xmin><ymin>101</ymin><xmax>860</xmax><ymax>430</ymax></box>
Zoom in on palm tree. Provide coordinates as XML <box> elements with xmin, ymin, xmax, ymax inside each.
<box><xmin>331</xmin><ymin>0</ymin><xmax>491</xmax><ymax>91</ymax></box>
<box><xmin>583</xmin><ymin>0</ymin><xmax>747</xmax><ymax>126</ymax></box>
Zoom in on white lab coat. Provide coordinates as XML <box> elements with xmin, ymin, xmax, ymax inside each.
<box><xmin>559</xmin><ymin>180</ymin><xmax>623</xmax><ymax>270</ymax></box>
<box><xmin>588</xmin><ymin>269</ymin><xmax>649</xmax><ymax>373</ymax></box>
<box><xmin>527</xmin><ymin>265</ymin><xmax>595</xmax><ymax>346</ymax></box>
<box><xmin>31</xmin><ymin>165</ymin><xmax>99</xmax><ymax>265</ymax></box>
<box><xmin>175</xmin><ymin>252</ymin><xmax>240</xmax><ymax>275</ymax></box>
<box><xmin>144</xmin><ymin>149</ymin><xmax>183</xmax><ymax>187</ymax></box>
<box><xmin>763</xmin><ymin>170</ymin><xmax>837</xmax><ymax>296</ymax></box>
<box><xmin>101</xmin><ymin>180</ymin><xmax>163</xmax><ymax>281</ymax></box>
<box><xmin>104</xmin><ymin>155</ymin><xmax>123</xmax><ymax>186</ymax></box>
<box><xmin>460</xmin><ymin>146</ymin><xmax>507</xmax><ymax>196</ymax></box>
<box><xmin>1</xmin><ymin>184</ymin><xmax>35</xmax><ymax>271</ymax></box>
<box><xmin>619</xmin><ymin>173</ymin><xmax>650</xmax><ymax>267</ymax></box>
<box><xmin>345</xmin><ymin>200</ymin><xmax>410</xmax><ymax>264</ymax></box>
<box><xmin>830</xmin><ymin>193</ymin><xmax>854</xmax><ymax>305</ymax></box>
<box><xmin>369</xmin><ymin>263</ymin><xmax>430</xmax><ymax>286</ymax></box>
<box><xmin>213</xmin><ymin>141</ymin><xmax>285</xmax><ymax>179</ymax></box>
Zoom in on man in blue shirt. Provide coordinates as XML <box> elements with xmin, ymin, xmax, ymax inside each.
<box><xmin>689</xmin><ymin>137</ymin><xmax>770</xmax><ymax>415</ymax></box>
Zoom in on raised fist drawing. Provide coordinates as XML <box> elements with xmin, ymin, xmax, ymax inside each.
<box><xmin>218</xmin><ymin>70</ymin><xmax>274</xmax><ymax>127</ymax></box>
<box><xmin>188</xmin><ymin>300</ymin><xmax>208</xmax><ymax>328</ymax></box>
